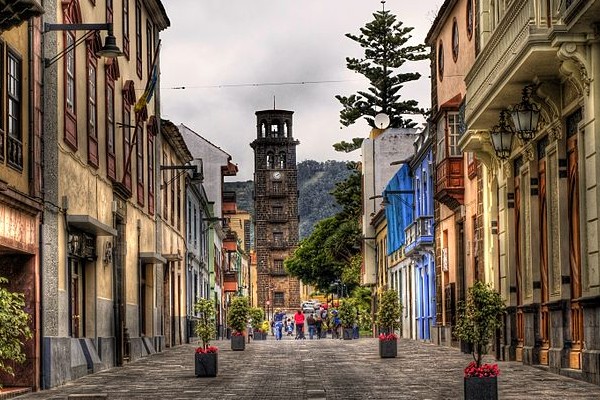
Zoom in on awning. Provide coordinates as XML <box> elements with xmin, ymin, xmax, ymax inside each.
<box><xmin>140</xmin><ymin>252</ymin><xmax>167</xmax><ymax>264</ymax></box>
<box><xmin>67</xmin><ymin>215</ymin><xmax>117</xmax><ymax>237</ymax></box>
<box><xmin>0</xmin><ymin>0</ymin><xmax>44</xmax><ymax>31</ymax></box>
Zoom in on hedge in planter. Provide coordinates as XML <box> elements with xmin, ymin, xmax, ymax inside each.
<box><xmin>454</xmin><ymin>281</ymin><xmax>505</xmax><ymax>400</ymax></box>
<box><xmin>193</xmin><ymin>298</ymin><xmax>218</xmax><ymax>377</ymax></box>
<box><xmin>227</xmin><ymin>296</ymin><xmax>249</xmax><ymax>351</ymax></box>
<box><xmin>338</xmin><ymin>299</ymin><xmax>356</xmax><ymax>340</ymax></box>
<box><xmin>248</xmin><ymin>307</ymin><xmax>265</xmax><ymax>340</ymax></box>
<box><xmin>376</xmin><ymin>289</ymin><xmax>401</xmax><ymax>358</ymax></box>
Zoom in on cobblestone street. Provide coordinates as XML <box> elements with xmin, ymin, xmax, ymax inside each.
<box><xmin>13</xmin><ymin>336</ymin><xmax>600</xmax><ymax>400</ymax></box>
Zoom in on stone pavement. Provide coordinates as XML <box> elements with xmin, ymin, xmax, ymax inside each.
<box><xmin>14</xmin><ymin>336</ymin><xmax>600</xmax><ymax>400</ymax></box>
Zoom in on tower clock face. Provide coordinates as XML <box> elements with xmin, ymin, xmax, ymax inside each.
<box><xmin>272</xmin><ymin>171</ymin><xmax>282</xmax><ymax>180</ymax></box>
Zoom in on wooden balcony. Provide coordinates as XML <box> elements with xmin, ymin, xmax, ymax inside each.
<box><xmin>269</xmin><ymin>212</ymin><xmax>288</xmax><ymax>223</ymax></box>
<box><xmin>267</xmin><ymin>240</ymin><xmax>289</xmax><ymax>249</ymax></box>
<box><xmin>435</xmin><ymin>157</ymin><xmax>464</xmax><ymax>210</ymax></box>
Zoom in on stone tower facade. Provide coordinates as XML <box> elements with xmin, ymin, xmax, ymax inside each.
<box><xmin>251</xmin><ymin>110</ymin><xmax>300</xmax><ymax>312</ymax></box>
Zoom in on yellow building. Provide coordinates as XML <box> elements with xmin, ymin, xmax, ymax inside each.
<box><xmin>0</xmin><ymin>3</ymin><xmax>44</xmax><ymax>391</ymax></box>
<box><xmin>460</xmin><ymin>0</ymin><xmax>600</xmax><ymax>384</ymax></box>
<box><xmin>41</xmin><ymin>0</ymin><xmax>169</xmax><ymax>388</ymax></box>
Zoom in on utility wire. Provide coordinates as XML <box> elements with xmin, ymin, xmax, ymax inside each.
<box><xmin>159</xmin><ymin>78</ymin><xmax>362</xmax><ymax>90</ymax></box>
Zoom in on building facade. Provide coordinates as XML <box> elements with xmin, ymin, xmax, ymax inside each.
<box><xmin>460</xmin><ymin>0</ymin><xmax>600</xmax><ymax>385</ymax></box>
<box><xmin>40</xmin><ymin>0</ymin><xmax>169</xmax><ymax>388</ymax></box>
<box><xmin>426</xmin><ymin>0</ymin><xmax>480</xmax><ymax>348</ymax></box>
<box><xmin>251</xmin><ymin>109</ymin><xmax>300</xmax><ymax>312</ymax></box>
<box><xmin>0</xmin><ymin>3</ymin><xmax>44</xmax><ymax>390</ymax></box>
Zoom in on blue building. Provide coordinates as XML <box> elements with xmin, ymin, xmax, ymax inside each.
<box><xmin>404</xmin><ymin>129</ymin><xmax>436</xmax><ymax>341</ymax></box>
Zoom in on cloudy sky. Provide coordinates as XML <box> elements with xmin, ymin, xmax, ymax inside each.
<box><xmin>160</xmin><ymin>0</ymin><xmax>442</xmax><ymax>181</ymax></box>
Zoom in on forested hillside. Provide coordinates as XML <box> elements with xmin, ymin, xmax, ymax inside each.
<box><xmin>224</xmin><ymin>160</ymin><xmax>352</xmax><ymax>239</ymax></box>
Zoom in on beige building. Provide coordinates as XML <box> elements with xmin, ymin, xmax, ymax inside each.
<box><xmin>426</xmin><ymin>0</ymin><xmax>480</xmax><ymax>347</ymax></box>
<box><xmin>41</xmin><ymin>0</ymin><xmax>169</xmax><ymax>388</ymax></box>
<box><xmin>460</xmin><ymin>0</ymin><xmax>600</xmax><ymax>385</ymax></box>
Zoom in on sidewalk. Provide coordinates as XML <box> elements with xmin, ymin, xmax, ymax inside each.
<box><xmin>13</xmin><ymin>336</ymin><xmax>600</xmax><ymax>399</ymax></box>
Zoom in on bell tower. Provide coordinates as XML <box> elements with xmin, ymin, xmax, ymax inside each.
<box><xmin>251</xmin><ymin>109</ymin><xmax>300</xmax><ymax>312</ymax></box>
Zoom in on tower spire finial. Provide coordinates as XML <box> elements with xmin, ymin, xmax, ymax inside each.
<box><xmin>381</xmin><ymin>0</ymin><xmax>386</xmax><ymax>12</ymax></box>
<box><xmin>273</xmin><ymin>95</ymin><xmax>276</xmax><ymax>110</ymax></box>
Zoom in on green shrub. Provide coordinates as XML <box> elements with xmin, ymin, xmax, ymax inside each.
<box><xmin>248</xmin><ymin>307</ymin><xmax>264</xmax><ymax>331</ymax></box>
<box><xmin>0</xmin><ymin>277</ymin><xmax>32</xmax><ymax>381</ymax></box>
<box><xmin>454</xmin><ymin>281</ymin><xmax>505</xmax><ymax>367</ymax></box>
<box><xmin>227</xmin><ymin>296</ymin><xmax>250</xmax><ymax>333</ymax></box>
<box><xmin>338</xmin><ymin>299</ymin><xmax>357</xmax><ymax>328</ymax></box>
<box><xmin>193</xmin><ymin>298</ymin><xmax>217</xmax><ymax>350</ymax></box>
<box><xmin>376</xmin><ymin>289</ymin><xmax>401</xmax><ymax>334</ymax></box>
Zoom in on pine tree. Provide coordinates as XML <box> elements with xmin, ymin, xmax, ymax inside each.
<box><xmin>335</xmin><ymin>5</ymin><xmax>428</xmax><ymax>151</ymax></box>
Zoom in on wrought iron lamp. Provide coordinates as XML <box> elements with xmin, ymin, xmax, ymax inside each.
<box><xmin>510</xmin><ymin>85</ymin><xmax>540</xmax><ymax>141</ymax></box>
<box><xmin>490</xmin><ymin>110</ymin><xmax>514</xmax><ymax>160</ymax></box>
<box><xmin>44</xmin><ymin>22</ymin><xmax>123</xmax><ymax>68</ymax></box>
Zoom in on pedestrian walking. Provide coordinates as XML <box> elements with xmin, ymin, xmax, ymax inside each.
<box><xmin>273</xmin><ymin>309</ymin><xmax>285</xmax><ymax>340</ymax></box>
<box><xmin>315</xmin><ymin>315</ymin><xmax>323</xmax><ymax>339</ymax></box>
<box><xmin>294</xmin><ymin>309</ymin><xmax>305</xmax><ymax>339</ymax></box>
<box><xmin>307</xmin><ymin>313</ymin><xmax>316</xmax><ymax>339</ymax></box>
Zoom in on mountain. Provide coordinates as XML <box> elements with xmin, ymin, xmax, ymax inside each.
<box><xmin>224</xmin><ymin>160</ymin><xmax>352</xmax><ymax>239</ymax></box>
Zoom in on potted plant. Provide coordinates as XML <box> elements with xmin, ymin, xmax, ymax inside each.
<box><xmin>249</xmin><ymin>307</ymin><xmax>265</xmax><ymax>340</ymax></box>
<box><xmin>227</xmin><ymin>296</ymin><xmax>249</xmax><ymax>351</ymax></box>
<box><xmin>376</xmin><ymin>289</ymin><xmax>401</xmax><ymax>358</ymax></box>
<box><xmin>338</xmin><ymin>299</ymin><xmax>356</xmax><ymax>340</ymax></box>
<box><xmin>193</xmin><ymin>298</ymin><xmax>218</xmax><ymax>377</ymax></box>
<box><xmin>454</xmin><ymin>281</ymin><xmax>505</xmax><ymax>400</ymax></box>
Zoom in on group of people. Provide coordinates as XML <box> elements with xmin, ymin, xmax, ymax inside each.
<box><xmin>270</xmin><ymin>306</ymin><xmax>347</xmax><ymax>340</ymax></box>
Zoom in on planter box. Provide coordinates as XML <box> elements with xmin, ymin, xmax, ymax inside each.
<box><xmin>195</xmin><ymin>352</ymin><xmax>218</xmax><ymax>377</ymax></box>
<box><xmin>231</xmin><ymin>334</ymin><xmax>246</xmax><ymax>351</ymax></box>
<box><xmin>464</xmin><ymin>376</ymin><xmax>498</xmax><ymax>400</ymax></box>
<box><xmin>379</xmin><ymin>339</ymin><xmax>398</xmax><ymax>358</ymax></box>
<box><xmin>343</xmin><ymin>328</ymin><xmax>353</xmax><ymax>340</ymax></box>
<box><xmin>254</xmin><ymin>331</ymin><xmax>266</xmax><ymax>340</ymax></box>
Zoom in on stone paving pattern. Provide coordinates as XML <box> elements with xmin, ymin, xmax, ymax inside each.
<box><xmin>14</xmin><ymin>336</ymin><xmax>600</xmax><ymax>400</ymax></box>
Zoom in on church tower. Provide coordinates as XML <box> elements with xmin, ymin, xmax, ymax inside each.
<box><xmin>251</xmin><ymin>109</ymin><xmax>300</xmax><ymax>312</ymax></box>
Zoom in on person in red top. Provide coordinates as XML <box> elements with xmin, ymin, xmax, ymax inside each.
<box><xmin>294</xmin><ymin>310</ymin><xmax>305</xmax><ymax>339</ymax></box>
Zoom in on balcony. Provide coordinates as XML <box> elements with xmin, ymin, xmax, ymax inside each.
<box><xmin>269</xmin><ymin>212</ymin><xmax>288</xmax><ymax>223</ymax></box>
<box><xmin>267</xmin><ymin>240</ymin><xmax>289</xmax><ymax>249</ymax></box>
<box><xmin>267</xmin><ymin>185</ymin><xmax>287</xmax><ymax>198</ymax></box>
<box><xmin>0</xmin><ymin>0</ymin><xmax>44</xmax><ymax>31</ymax></box>
<box><xmin>223</xmin><ymin>271</ymin><xmax>238</xmax><ymax>292</ymax></box>
<box><xmin>404</xmin><ymin>216</ymin><xmax>434</xmax><ymax>256</ymax></box>
<box><xmin>222</xmin><ymin>191</ymin><xmax>237</xmax><ymax>215</ymax></box>
<box><xmin>434</xmin><ymin>157</ymin><xmax>464</xmax><ymax>210</ymax></box>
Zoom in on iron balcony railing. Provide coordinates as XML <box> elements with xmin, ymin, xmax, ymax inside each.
<box><xmin>404</xmin><ymin>215</ymin><xmax>434</xmax><ymax>255</ymax></box>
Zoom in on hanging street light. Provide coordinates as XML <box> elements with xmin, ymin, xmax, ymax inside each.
<box><xmin>510</xmin><ymin>85</ymin><xmax>540</xmax><ymax>142</ymax></box>
<box><xmin>490</xmin><ymin>110</ymin><xmax>514</xmax><ymax>160</ymax></box>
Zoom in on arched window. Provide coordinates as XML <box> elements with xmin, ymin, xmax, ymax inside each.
<box><xmin>283</xmin><ymin>121</ymin><xmax>289</xmax><ymax>137</ymax></box>
<box><xmin>267</xmin><ymin>152</ymin><xmax>274</xmax><ymax>169</ymax></box>
<box><xmin>278</xmin><ymin>151</ymin><xmax>286</xmax><ymax>169</ymax></box>
<box><xmin>271</xmin><ymin>120</ymin><xmax>280</xmax><ymax>137</ymax></box>
<box><xmin>260</xmin><ymin>121</ymin><xmax>267</xmax><ymax>137</ymax></box>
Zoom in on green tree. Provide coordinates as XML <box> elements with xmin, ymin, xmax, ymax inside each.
<box><xmin>248</xmin><ymin>307</ymin><xmax>265</xmax><ymax>332</ymax></box>
<box><xmin>335</xmin><ymin>6</ymin><xmax>428</xmax><ymax>151</ymax></box>
<box><xmin>454</xmin><ymin>281</ymin><xmax>505</xmax><ymax>367</ymax></box>
<box><xmin>194</xmin><ymin>298</ymin><xmax>217</xmax><ymax>350</ymax></box>
<box><xmin>0</xmin><ymin>277</ymin><xmax>32</xmax><ymax>380</ymax></box>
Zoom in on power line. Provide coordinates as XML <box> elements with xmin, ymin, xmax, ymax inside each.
<box><xmin>159</xmin><ymin>78</ymin><xmax>363</xmax><ymax>90</ymax></box>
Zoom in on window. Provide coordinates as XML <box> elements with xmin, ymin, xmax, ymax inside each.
<box><xmin>106</xmin><ymin>78</ymin><xmax>116</xmax><ymax>180</ymax></box>
<box><xmin>448</xmin><ymin>112</ymin><xmax>461</xmax><ymax>156</ymax></box>
<box><xmin>266</xmin><ymin>152</ymin><xmax>274</xmax><ymax>169</ymax></box>
<box><xmin>452</xmin><ymin>18</ymin><xmax>459</xmax><ymax>62</ymax></box>
<box><xmin>278</xmin><ymin>151</ymin><xmax>286</xmax><ymax>169</ymax></box>
<box><xmin>146</xmin><ymin>20</ymin><xmax>154</xmax><ymax>76</ymax></box>
<box><xmin>177</xmin><ymin>172</ymin><xmax>181</xmax><ymax>230</ymax></box>
<box><xmin>7</xmin><ymin>52</ymin><xmax>21</xmax><ymax>169</ymax></box>
<box><xmin>436</xmin><ymin>117</ymin><xmax>446</xmax><ymax>162</ymax></box>
<box><xmin>274</xmin><ymin>292</ymin><xmax>285</xmax><ymax>306</ymax></box>
<box><xmin>64</xmin><ymin>31</ymin><xmax>77</xmax><ymax>148</ymax></box>
<box><xmin>260</xmin><ymin>121</ymin><xmax>267</xmax><ymax>137</ymax></box>
<box><xmin>170</xmin><ymin>158</ymin><xmax>175</xmax><ymax>226</ymax></box>
<box><xmin>437</xmin><ymin>41</ymin><xmax>444</xmax><ymax>81</ymax></box>
<box><xmin>163</xmin><ymin>151</ymin><xmax>168</xmax><ymax>219</ymax></box>
<box><xmin>123</xmin><ymin>108</ymin><xmax>132</xmax><ymax>190</ymax></box>
<box><xmin>136</xmin><ymin>123</ymin><xmax>144</xmax><ymax>205</ymax></box>
<box><xmin>123</xmin><ymin>0</ymin><xmax>130</xmax><ymax>57</ymax></box>
<box><xmin>274</xmin><ymin>260</ymin><xmax>284</xmax><ymax>274</ymax></box>
<box><xmin>273</xmin><ymin>232</ymin><xmax>283</xmax><ymax>242</ymax></box>
<box><xmin>270</xmin><ymin>122</ymin><xmax>279</xmax><ymax>136</ymax></box>
<box><xmin>147</xmin><ymin>122</ymin><xmax>155</xmax><ymax>215</ymax></box>
<box><xmin>0</xmin><ymin>41</ymin><xmax>4</xmax><ymax>163</ymax></box>
<box><xmin>466</xmin><ymin>0</ymin><xmax>474</xmax><ymax>40</ymax></box>
<box><xmin>87</xmin><ymin>58</ymin><xmax>98</xmax><ymax>167</ymax></box>
<box><xmin>135</xmin><ymin>0</ymin><xmax>142</xmax><ymax>78</ymax></box>
<box><xmin>283</xmin><ymin>122</ymin><xmax>288</xmax><ymax>137</ymax></box>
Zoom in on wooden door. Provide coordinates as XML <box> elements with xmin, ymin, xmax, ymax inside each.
<box><xmin>539</xmin><ymin>158</ymin><xmax>550</xmax><ymax>365</ymax></box>
<box><xmin>70</xmin><ymin>259</ymin><xmax>81</xmax><ymax>338</ymax></box>
<box><xmin>514</xmin><ymin>167</ymin><xmax>524</xmax><ymax>361</ymax></box>
<box><xmin>567</xmin><ymin>134</ymin><xmax>583</xmax><ymax>369</ymax></box>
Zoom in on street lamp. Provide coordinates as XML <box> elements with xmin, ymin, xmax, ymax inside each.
<box><xmin>43</xmin><ymin>22</ymin><xmax>124</xmax><ymax>68</ymax></box>
<box><xmin>510</xmin><ymin>85</ymin><xmax>540</xmax><ymax>142</ymax></box>
<box><xmin>490</xmin><ymin>110</ymin><xmax>514</xmax><ymax>160</ymax></box>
